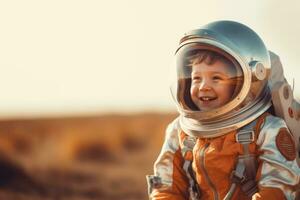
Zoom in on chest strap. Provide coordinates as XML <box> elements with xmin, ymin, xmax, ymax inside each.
<box><xmin>223</xmin><ymin>119</ymin><xmax>260</xmax><ymax>200</ymax></box>
<box><xmin>181</xmin><ymin>135</ymin><xmax>201</xmax><ymax>200</ymax></box>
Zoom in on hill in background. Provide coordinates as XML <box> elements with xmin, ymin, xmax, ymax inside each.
<box><xmin>0</xmin><ymin>112</ymin><xmax>177</xmax><ymax>200</ymax></box>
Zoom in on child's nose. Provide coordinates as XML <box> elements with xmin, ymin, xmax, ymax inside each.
<box><xmin>199</xmin><ymin>80</ymin><xmax>212</xmax><ymax>91</ymax></box>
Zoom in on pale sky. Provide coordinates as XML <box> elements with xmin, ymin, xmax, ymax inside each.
<box><xmin>0</xmin><ymin>0</ymin><xmax>299</xmax><ymax>118</ymax></box>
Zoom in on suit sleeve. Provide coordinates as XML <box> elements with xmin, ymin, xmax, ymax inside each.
<box><xmin>148</xmin><ymin>118</ymin><xmax>189</xmax><ymax>200</ymax></box>
<box><xmin>253</xmin><ymin>116</ymin><xmax>300</xmax><ymax>200</ymax></box>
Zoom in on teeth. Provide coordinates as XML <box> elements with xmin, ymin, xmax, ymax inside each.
<box><xmin>200</xmin><ymin>96</ymin><xmax>216</xmax><ymax>101</ymax></box>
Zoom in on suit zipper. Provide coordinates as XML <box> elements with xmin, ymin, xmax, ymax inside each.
<box><xmin>199</xmin><ymin>142</ymin><xmax>219</xmax><ymax>200</ymax></box>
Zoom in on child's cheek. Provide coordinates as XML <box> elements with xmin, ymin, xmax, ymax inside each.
<box><xmin>190</xmin><ymin>86</ymin><xmax>198</xmax><ymax>97</ymax></box>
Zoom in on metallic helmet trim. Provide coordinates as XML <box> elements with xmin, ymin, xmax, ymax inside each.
<box><xmin>172</xmin><ymin>20</ymin><xmax>272</xmax><ymax>137</ymax></box>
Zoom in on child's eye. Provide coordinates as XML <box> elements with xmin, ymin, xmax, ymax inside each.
<box><xmin>212</xmin><ymin>76</ymin><xmax>223</xmax><ymax>81</ymax></box>
<box><xmin>192</xmin><ymin>76</ymin><xmax>202</xmax><ymax>82</ymax></box>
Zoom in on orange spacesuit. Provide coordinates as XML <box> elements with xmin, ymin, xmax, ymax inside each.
<box><xmin>149</xmin><ymin>113</ymin><xmax>298</xmax><ymax>200</ymax></box>
<box><xmin>147</xmin><ymin>21</ymin><xmax>300</xmax><ymax>200</ymax></box>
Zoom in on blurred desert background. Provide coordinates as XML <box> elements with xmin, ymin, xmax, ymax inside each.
<box><xmin>0</xmin><ymin>112</ymin><xmax>177</xmax><ymax>200</ymax></box>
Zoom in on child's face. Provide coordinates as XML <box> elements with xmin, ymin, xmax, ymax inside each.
<box><xmin>190</xmin><ymin>59</ymin><xmax>237</xmax><ymax>111</ymax></box>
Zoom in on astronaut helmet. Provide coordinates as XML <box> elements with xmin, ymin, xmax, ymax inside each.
<box><xmin>171</xmin><ymin>20</ymin><xmax>272</xmax><ymax>137</ymax></box>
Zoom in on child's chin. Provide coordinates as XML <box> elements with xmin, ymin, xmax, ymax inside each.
<box><xmin>199</xmin><ymin>103</ymin><xmax>217</xmax><ymax>111</ymax></box>
<box><xmin>199</xmin><ymin>106</ymin><xmax>214</xmax><ymax>112</ymax></box>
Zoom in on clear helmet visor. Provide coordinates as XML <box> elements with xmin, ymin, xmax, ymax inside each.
<box><xmin>171</xmin><ymin>43</ymin><xmax>244</xmax><ymax>113</ymax></box>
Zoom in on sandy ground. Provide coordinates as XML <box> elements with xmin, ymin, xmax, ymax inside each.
<box><xmin>0</xmin><ymin>112</ymin><xmax>177</xmax><ymax>200</ymax></box>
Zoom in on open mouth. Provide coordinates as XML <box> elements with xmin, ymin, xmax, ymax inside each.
<box><xmin>199</xmin><ymin>96</ymin><xmax>217</xmax><ymax>101</ymax></box>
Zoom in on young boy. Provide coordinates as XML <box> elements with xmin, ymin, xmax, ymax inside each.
<box><xmin>189</xmin><ymin>51</ymin><xmax>241</xmax><ymax>111</ymax></box>
<box><xmin>147</xmin><ymin>21</ymin><xmax>300</xmax><ymax>200</ymax></box>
